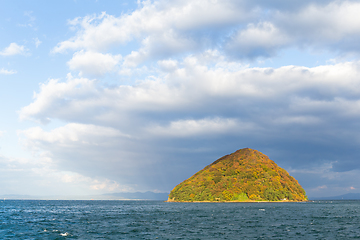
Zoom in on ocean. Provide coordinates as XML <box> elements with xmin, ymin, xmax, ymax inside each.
<box><xmin>1</xmin><ymin>200</ymin><xmax>360</xmax><ymax>239</ymax></box>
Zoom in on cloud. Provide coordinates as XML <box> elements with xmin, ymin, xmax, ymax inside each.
<box><xmin>0</xmin><ymin>68</ymin><xmax>17</xmax><ymax>75</ymax></box>
<box><xmin>157</xmin><ymin>59</ymin><xmax>179</xmax><ymax>72</ymax></box>
<box><xmin>225</xmin><ymin>22</ymin><xmax>290</xmax><ymax>58</ymax></box>
<box><xmin>288</xmin><ymin>163</ymin><xmax>360</xmax><ymax>198</ymax></box>
<box><xmin>226</xmin><ymin>1</ymin><xmax>360</xmax><ymax>58</ymax></box>
<box><xmin>18</xmin><ymin>123</ymin><xmax>164</xmax><ymax>190</ymax></box>
<box><xmin>282</xmin><ymin>1</ymin><xmax>360</xmax><ymax>40</ymax></box>
<box><xmin>19</xmin><ymin>74</ymin><xmax>99</xmax><ymax>124</ymax></box>
<box><xmin>248</xmin><ymin>0</ymin><xmax>334</xmax><ymax>11</ymax></box>
<box><xmin>20</xmin><ymin>123</ymin><xmax>127</xmax><ymax>145</ymax></box>
<box><xmin>0</xmin><ymin>43</ymin><xmax>26</xmax><ymax>56</ymax></box>
<box><xmin>17</xmin><ymin>123</ymin><xmax>140</xmax><ymax>193</ymax></box>
<box><xmin>52</xmin><ymin>1</ymin><xmax>252</xmax><ymax>54</ymax></box>
<box><xmin>0</xmin><ymin>154</ymin><xmax>130</xmax><ymax>195</ymax></box>
<box><xmin>122</xmin><ymin>30</ymin><xmax>197</xmax><ymax>67</ymax></box>
<box><xmin>20</xmin><ymin>58</ymin><xmax>360</xmax><ymax>129</ymax></box>
<box><xmin>34</xmin><ymin>38</ymin><xmax>42</xmax><ymax>48</ymax></box>
<box><xmin>19</xmin><ymin>11</ymin><xmax>37</xmax><ymax>29</ymax></box>
<box><xmin>19</xmin><ymin>56</ymin><xmax>360</xmax><ymax>192</ymax></box>
<box><xmin>148</xmin><ymin>117</ymin><xmax>253</xmax><ymax>138</ymax></box>
<box><xmin>52</xmin><ymin>0</ymin><xmax>258</xmax><ymax>72</ymax></box>
<box><xmin>51</xmin><ymin>0</ymin><xmax>360</xmax><ymax>71</ymax></box>
<box><xmin>273</xmin><ymin>1</ymin><xmax>360</xmax><ymax>52</ymax></box>
<box><xmin>67</xmin><ymin>50</ymin><xmax>122</xmax><ymax>77</ymax></box>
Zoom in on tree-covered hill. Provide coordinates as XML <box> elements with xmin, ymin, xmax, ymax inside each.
<box><xmin>168</xmin><ymin>148</ymin><xmax>307</xmax><ymax>202</ymax></box>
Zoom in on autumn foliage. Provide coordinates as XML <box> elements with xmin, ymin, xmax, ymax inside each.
<box><xmin>168</xmin><ymin>148</ymin><xmax>307</xmax><ymax>202</ymax></box>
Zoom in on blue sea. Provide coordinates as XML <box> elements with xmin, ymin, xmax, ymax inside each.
<box><xmin>1</xmin><ymin>200</ymin><xmax>360</xmax><ymax>239</ymax></box>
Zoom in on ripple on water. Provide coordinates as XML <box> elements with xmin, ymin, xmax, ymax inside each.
<box><xmin>1</xmin><ymin>200</ymin><xmax>360</xmax><ymax>239</ymax></box>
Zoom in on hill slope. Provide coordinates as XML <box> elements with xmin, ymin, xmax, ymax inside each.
<box><xmin>168</xmin><ymin>148</ymin><xmax>307</xmax><ymax>202</ymax></box>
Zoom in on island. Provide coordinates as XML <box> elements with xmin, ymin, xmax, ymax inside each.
<box><xmin>168</xmin><ymin>148</ymin><xmax>307</xmax><ymax>202</ymax></box>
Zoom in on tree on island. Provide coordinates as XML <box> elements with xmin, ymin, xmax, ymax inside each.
<box><xmin>168</xmin><ymin>148</ymin><xmax>307</xmax><ymax>202</ymax></box>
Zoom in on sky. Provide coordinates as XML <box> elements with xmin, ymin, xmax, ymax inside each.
<box><xmin>1</xmin><ymin>0</ymin><xmax>360</xmax><ymax>199</ymax></box>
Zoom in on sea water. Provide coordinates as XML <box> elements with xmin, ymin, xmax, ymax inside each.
<box><xmin>1</xmin><ymin>200</ymin><xmax>360</xmax><ymax>239</ymax></box>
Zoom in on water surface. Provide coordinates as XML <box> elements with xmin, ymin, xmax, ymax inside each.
<box><xmin>1</xmin><ymin>200</ymin><xmax>359</xmax><ymax>239</ymax></box>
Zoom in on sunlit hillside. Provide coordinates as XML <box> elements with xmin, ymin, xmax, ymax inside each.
<box><xmin>169</xmin><ymin>148</ymin><xmax>307</xmax><ymax>202</ymax></box>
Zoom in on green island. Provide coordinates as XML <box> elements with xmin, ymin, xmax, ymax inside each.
<box><xmin>168</xmin><ymin>148</ymin><xmax>307</xmax><ymax>202</ymax></box>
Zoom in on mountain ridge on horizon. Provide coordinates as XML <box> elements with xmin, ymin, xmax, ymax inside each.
<box><xmin>312</xmin><ymin>193</ymin><xmax>360</xmax><ymax>200</ymax></box>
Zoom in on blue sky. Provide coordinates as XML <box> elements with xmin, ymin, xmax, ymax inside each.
<box><xmin>1</xmin><ymin>0</ymin><xmax>360</xmax><ymax>198</ymax></box>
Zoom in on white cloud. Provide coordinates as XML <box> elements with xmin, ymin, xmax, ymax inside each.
<box><xmin>273</xmin><ymin>1</ymin><xmax>360</xmax><ymax>52</ymax></box>
<box><xmin>51</xmin><ymin>0</ymin><xmax>360</xmax><ymax>70</ymax></box>
<box><xmin>272</xmin><ymin>116</ymin><xmax>321</xmax><ymax>125</ymax></box>
<box><xmin>67</xmin><ymin>50</ymin><xmax>122</xmax><ymax>77</ymax></box>
<box><xmin>222</xmin><ymin>1</ymin><xmax>360</xmax><ymax>58</ymax></box>
<box><xmin>0</xmin><ymin>43</ymin><xmax>26</xmax><ymax>56</ymax></box>
<box><xmin>19</xmin><ymin>11</ymin><xmax>37</xmax><ymax>29</ymax></box>
<box><xmin>0</xmin><ymin>153</ymin><xmax>133</xmax><ymax>196</ymax></box>
<box><xmin>52</xmin><ymin>12</ymin><xmax>130</xmax><ymax>53</ymax></box>
<box><xmin>19</xmin><ymin>73</ymin><xmax>191</xmax><ymax>125</ymax></box>
<box><xmin>20</xmin><ymin>58</ymin><xmax>360</xmax><ymax>127</ymax></box>
<box><xmin>19</xmin><ymin>74</ymin><xmax>99</xmax><ymax>124</ymax></box>
<box><xmin>89</xmin><ymin>179</ymin><xmax>133</xmax><ymax>192</ymax></box>
<box><xmin>34</xmin><ymin>38</ymin><xmax>42</xmax><ymax>48</ymax></box>
<box><xmin>226</xmin><ymin>22</ymin><xmax>290</xmax><ymax>58</ymax></box>
<box><xmin>60</xmin><ymin>172</ymin><xmax>132</xmax><ymax>192</ymax></box>
<box><xmin>283</xmin><ymin>1</ymin><xmax>360</xmax><ymax>39</ymax></box>
<box><xmin>20</xmin><ymin>123</ymin><xmax>127</xmax><ymax>145</ymax></box>
<box><xmin>232</xmin><ymin>1</ymin><xmax>360</xmax><ymax>57</ymax></box>
<box><xmin>149</xmin><ymin>117</ymin><xmax>249</xmax><ymax>138</ymax></box>
<box><xmin>157</xmin><ymin>59</ymin><xmax>178</xmax><ymax>72</ymax></box>
<box><xmin>52</xmin><ymin>0</ymin><xmax>258</xmax><ymax>71</ymax></box>
<box><xmin>123</xmin><ymin>31</ymin><xmax>196</xmax><ymax>67</ymax></box>
<box><xmin>0</xmin><ymin>68</ymin><xmax>16</xmax><ymax>75</ymax></box>
<box><xmin>52</xmin><ymin>1</ymin><xmax>252</xmax><ymax>54</ymax></box>
<box><xmin>288</xmin><ymin>163</ymin><xmax>360</xmax><ymax>198</ymax></box>
<box><xmin>17</xmin><ymin>122</ymin><xmax>168</xmax><ymax>191</ymax></box>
